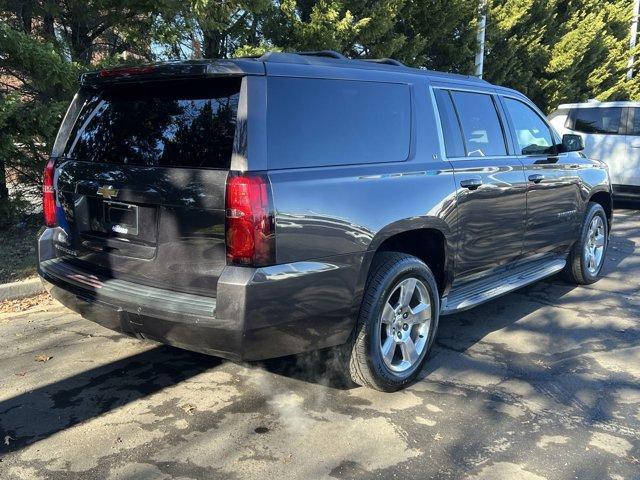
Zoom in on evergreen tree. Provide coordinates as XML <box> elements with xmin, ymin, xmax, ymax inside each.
<box><xmin>0</xmin><ymin>0</ymin><xmax>158</xmax><ymax>204</ymax></box>
<box><xmin>483</xmin><ymin>0</ymin><xmax>558</xmax><ymax>110</ymax></box>
<box><xmin>484</xmin><ymin>0</ymin><xmax>639</xmax><ymax>112</ymax></box>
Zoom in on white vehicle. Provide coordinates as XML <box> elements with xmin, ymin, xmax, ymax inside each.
<box><xmin>549</xmin><ymin>101</ymin><xmax>640</xmax><ymax>199</ymax></box>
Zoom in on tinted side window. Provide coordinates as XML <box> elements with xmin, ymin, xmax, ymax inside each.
<box><xmin>572</xmin><ymin>107</ymin><xmax>622</xmax><ymax>134</ymax></box>
<box><xmin>504</xmin><ymin>98</ymin><xmax>554</xmax><ymax>155</ymax></box>
<box><xmin>267</xmin><ymin>78</ymin><xmax>411</xmax><ymax>169</ymax></box>
<box><xmin>434</xmin><ymin>89</ymin><xmax>466</xmax><ymax>158</ymax></box>
<box><xmin>450</xmin><ymin>91</ymin><xmax>507</xmax><ymax>157</ymax></box>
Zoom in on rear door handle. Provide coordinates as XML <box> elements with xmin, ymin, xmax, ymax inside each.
<box><xmin>460</xmin><ymin>178</ymin><xmax>482</xmax><ymax>190</ymax></box>
<box><xmin>528</xmin><ymin>174</ymin><xmax>545</xmax><ymax>184</ymax></box>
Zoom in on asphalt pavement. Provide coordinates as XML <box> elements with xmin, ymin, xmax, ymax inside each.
<box><xmin>1</xmin><ymin>209</ymin><xmax>639</xmax><ymax>479</ymax></box>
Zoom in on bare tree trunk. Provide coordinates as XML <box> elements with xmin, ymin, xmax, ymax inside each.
<box><xmin>191</xmin><ymin>32</ymin><xmax>202</xmax><ymax>59</ymax></box>
<box><xmin>203</xmin><ymin>30</ymin><xmax>224</xmax><ymax>59</ymax></box>
<box><xmin>69</xmin><ymin>18</ymin><xmax>94</xmax><ymax>63</ymax></box>
<box><xmin>42</xmin><ymin>0</ymin><xmax>56</xmax><ymax>41</ymax></box>
<box><xmin>0</xmin><ymin>159</ymin><xmax>9</xmax><ymax>201</ymax></box>
<box><xmin>20</xmin><ymin>2</ymin><xmax>33</xmax><ymax>34</ymax></box>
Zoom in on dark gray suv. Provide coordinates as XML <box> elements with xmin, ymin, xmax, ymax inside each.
<box><xmin>38</xmin><ymin>51</ymin><xmax>612</xmax><ymax>391</ymax></box>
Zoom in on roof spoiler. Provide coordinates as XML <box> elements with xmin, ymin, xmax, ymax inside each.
<box><xmin>80</xmin><ymin>59</ymin><xmax>265</xmax><ymax>86</ymax></box>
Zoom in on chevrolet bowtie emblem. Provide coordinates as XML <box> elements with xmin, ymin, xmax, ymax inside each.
<box><xmin>96</xmin><ymin>185</ymin><xmax>119</xmax><ymax>199</ymax></box>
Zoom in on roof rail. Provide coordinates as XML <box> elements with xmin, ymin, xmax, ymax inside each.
<box><xmin>297</xmin><ymin>50</ymin><xmax>348</xmax><ymax>60</ymax></box>
<box><xmin>360</xmin><ymin>58</ymin><xmax>406</xmax><ymax>67</ymax></box>
<box><xmin>254</xmin><ymin>51</ymin><xmax>489</xmax><ymax>84</ymax></box>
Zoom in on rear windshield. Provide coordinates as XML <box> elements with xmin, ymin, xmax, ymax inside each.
<box><xmin>62</xmin><ymin>78</ymin><xmax>241</xmax><ymax>169</ymax></box>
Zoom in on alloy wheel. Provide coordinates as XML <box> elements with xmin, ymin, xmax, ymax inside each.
<box><xmin>379</xmin><ymin>277</ymin><xmax>432</xmax><ymax>373</ymax></box>
<box><xmin>584</xmin><ymin>215</ymin><xmax>606</xmax><ymax>275</ymax></box>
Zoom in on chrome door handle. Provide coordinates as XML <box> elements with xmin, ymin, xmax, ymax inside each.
<box><xmin>528</xmin><ymin>174</ymin><xmax>544</xmax><ymax>184</ymax></box>
<box><xmin>460</xmin><ymin>178</ymin><xmax>482</xmax><ymax>190</ymax></box>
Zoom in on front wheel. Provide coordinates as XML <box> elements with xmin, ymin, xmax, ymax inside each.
<box><xmin>346</xmin><ymin>252</ymin><xmax>440</xmax><ymax>392</ymax></box>
<box><xmin>563</xmin><ymin>202</ymin><xmax>608</xmax><ymax>285</ymax></box>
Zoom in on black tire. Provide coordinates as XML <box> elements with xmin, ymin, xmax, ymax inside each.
<box><xmin>563</xmin><ymin>202</ymin><xmax>608</xmax><ymax>285</ymax></box>
<box><xmin>345</xmin><ymin>252</ymin><xmax>440</xmax><ymax>392</ymax></box>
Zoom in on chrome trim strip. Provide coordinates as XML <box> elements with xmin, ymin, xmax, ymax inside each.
<box><xmin>254</xmin><ymin>261</ymin><xmax>340</xmax><ymax>282</ymax></box>
<box><xmin>429</xmin><ymin>85</ymin><xmax>447</xmax><ymax>161</ymax></box>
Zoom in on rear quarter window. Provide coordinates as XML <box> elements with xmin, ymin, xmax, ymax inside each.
<box><xmin>267</xmin><ymin>77</ymin><xmax>411</xmax><ymax>169</ymax></box>
<box><xmin>449</xmin><ymin>90</ymin><xmax>507</xmax><ymax>157</ymax></box>
<box><xmin>434</xmin><ymin>89</ymin><xmax>466</xmax><ymax>158</ymax></box>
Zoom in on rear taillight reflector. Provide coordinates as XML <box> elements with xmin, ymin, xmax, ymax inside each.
<box><xmin>225</xmin><ymin>173</ymin><xmax>275</xmax><ymax>266</ymax></box>
<box><xmin>98</xmin><ymin>66</ymin><xmax>156</xmax><ymax>78</ymax></box>
<box><xmin>43</xmin><ymin>158</ymin><xmax>57</xmax><ymax>227</ymax></box>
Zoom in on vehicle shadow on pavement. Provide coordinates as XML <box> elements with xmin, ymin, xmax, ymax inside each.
<box><xmin>420</xmin><ymin>223</ymin><xmax>639</xmax><ymax>426</ymax></box>
<box><xmin>0</xmin><ymin>346</ymin><xmax>222</xmax><ymax>453</ymax></box>
<box><xmin>257</xmin><ymin>348</ymin><xmax>358</xmax><ymax>391</ymax></box>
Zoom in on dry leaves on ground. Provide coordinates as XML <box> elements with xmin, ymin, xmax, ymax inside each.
<box><xmin>0</xmin><ymin>292</ymin><xmax>52</xmax><ymax>314</ymax></box>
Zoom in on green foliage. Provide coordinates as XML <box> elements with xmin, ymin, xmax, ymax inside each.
<box><xmin>485</xmin><ymin>0</ymin><xmax>638</xmax><ymax>111</ymax></box>
<box><xmin>0</xmin><ymin>22</ymin><xmax>80</xmax><ymax>189</ymax></box>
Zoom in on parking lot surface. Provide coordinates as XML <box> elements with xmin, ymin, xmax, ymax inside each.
<box><xmin>1</xmin><ymin>210</ymin><xmax>639</xmax><ymax>480</ymax></box>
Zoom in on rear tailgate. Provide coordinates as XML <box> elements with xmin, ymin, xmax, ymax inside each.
<box><xmin>51</xmin><ymin>72</ymin><xmax>248</xmax><ymax>297</ymax></box>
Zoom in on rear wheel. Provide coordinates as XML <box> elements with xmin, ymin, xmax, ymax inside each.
<box><xmin>346</xmin><ymin>252</ymin><xmax>440</xmax><ymax>391</ymax></box>
<box><xmin>563</xmin><ymin>202</ymin><xmax>608</xmax><ymax>285</ymax></box>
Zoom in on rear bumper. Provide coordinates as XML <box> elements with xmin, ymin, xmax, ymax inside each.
<box><xmin>38</xmin><ymin>228</ymin><xmax>362</xmax><ymax>361</ymax></box>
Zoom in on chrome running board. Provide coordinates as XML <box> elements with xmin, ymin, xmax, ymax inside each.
<box><xmin>441</xmin><ymin>258</ymin><xmax>566</xmax><ymax>315</ymax></box>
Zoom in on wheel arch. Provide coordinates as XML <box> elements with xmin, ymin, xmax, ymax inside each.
<box><xmin>356</xmin><ymin>218</ymin><xmax>455</xmax><ymax>301</ymax></box>
<box><xmin>588</xmin><ymin>189</ymin><xmax>613</xmax><ymax>230</ymax></box>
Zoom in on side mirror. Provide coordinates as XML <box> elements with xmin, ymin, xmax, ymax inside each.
<box><xmin>560</xmin><ymin>134</ymin><xmax>584</xmax><ymax>153</ymax></box>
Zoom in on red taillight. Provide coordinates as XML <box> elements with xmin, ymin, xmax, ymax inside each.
<box><xmin>98</xmin><ymin>66</ymin><xmax>156</xmax><ymax>78</ymax></box>
<box><xmin>225</xmin><ymin>173</ymin><xmax>275</xmax><ymax>266</ymax></box>
<box><xmin>43</xmin><ymin>158</ymin><xmax>57</xmax><ymax>227</ymax></box>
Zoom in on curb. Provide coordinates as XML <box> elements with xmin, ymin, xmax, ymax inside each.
<box><xmin>0</xmin><ymin>277</ymin><xmax>45</xmax><ymax>302</ymax></box>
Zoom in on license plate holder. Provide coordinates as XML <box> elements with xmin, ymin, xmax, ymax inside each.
<box><xmin>104</xmin><ymin>201</ymin><xmax>139</xmax><ymax>236</ymax></box>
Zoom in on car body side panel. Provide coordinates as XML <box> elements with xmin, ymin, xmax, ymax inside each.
<box><xmin>267</xmin><ymin>163</ymin><xmax>458</xmax><ymax>347</ymax></box>
<box><xmin>498</xmin><ymin>94</ymin><xmax>583</xmax><ymax>256</ymax></box>
<box><xmin>265</xmin><ymin>73</ymin><xmax>457</xmax><ymax>258</ymax></box>
<box><xmin>575</xmin><ymin>157</ymin><xmax>612</xmax><ymax>209</ymax></box>
<box><xmin>521</xmin><ymin>155</ymin><xmax>585</xmax><ymax>255</ymax></box>
<box><xmin>270</xmin><ymin>165</ymin><xmax>458</xmax><ymax>264</ymax></box>
<box><xmin>624</xmin><ymin>108</ymin><xmax>640</xmax><ymax>187</ymax></box>
<box><xmin>574</xmin><ymin>131</ymin><xmax>626</xmax><ymax>186</ymax></box>
<box><xmin>263</xmin><ymin>73</ymin><xmax>459</xmax><ymax>322</ymax></box>
<box><xmin>448</xmin><ymin>158</ymin><xmax>528</xmax><ymax>279</ymax></box>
